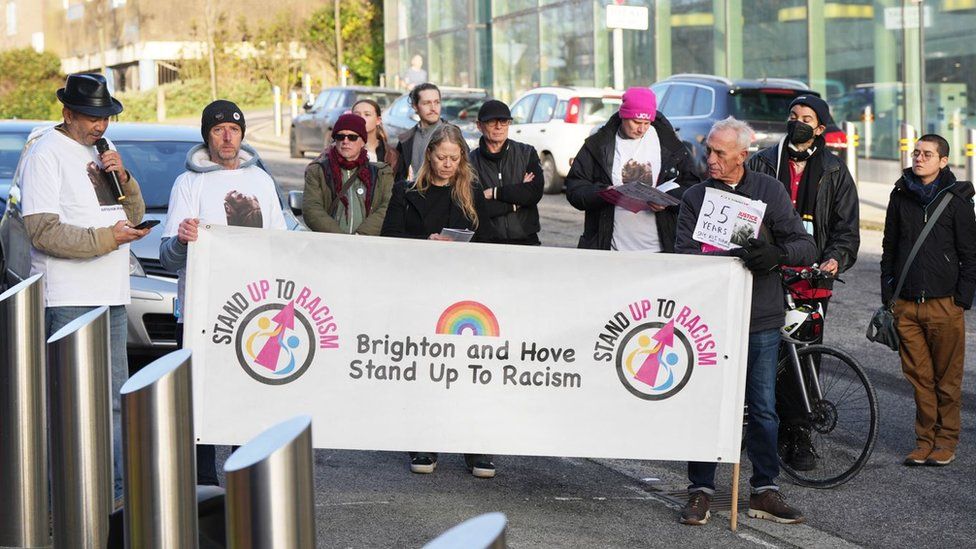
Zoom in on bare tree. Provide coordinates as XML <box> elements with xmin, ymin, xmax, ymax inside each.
<box><xmin>204</xmin><ymin>0</ymin><xmax>219</xmax><ymax>100</ymax></box>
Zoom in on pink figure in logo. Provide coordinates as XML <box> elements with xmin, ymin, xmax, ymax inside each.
<box><xmin>634</xmin><ymin>320</ymin><xmax>675</xmax><ymax>387</ymax></box>
<box><xmin>255</xmin><ymin>301</ymin><xmax>297</xmax><ymax>372</ymax></box>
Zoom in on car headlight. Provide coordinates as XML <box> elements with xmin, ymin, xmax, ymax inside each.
<box><xmin>129</xmin><ymin>251</ymin><xmax>146</xmax><ymax>277</ymax></box>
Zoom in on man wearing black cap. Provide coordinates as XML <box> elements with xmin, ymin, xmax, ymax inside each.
<box><xmin>747</xmin><ymin>94</ymin><xmax>860</xmax><ymax>471</ymax></box>
<box><xmin>159</xmin><ymin>99</ymin><xmax>286</xmax><ymax>486</ymax></box>
<box><xmin>469</xmin><ymin>99</ymin><xmax>544</xmax><ymax>246</ymax></box>
<box><xmin>20</xmin><ymin>72</ymin><xmax>150</xmax><ymax>501</ymax></box>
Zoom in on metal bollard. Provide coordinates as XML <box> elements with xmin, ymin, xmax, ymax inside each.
<box><xmin>899</xmin><ymin>123</ymin><xmax>916</xmax><ymax>169</ymax></box>
<box><xmin>120</xmin><ymin>349</ymin><xmax>198</xmax><ymax>549</ymax></box>
<box><xmin>0</xmin><ymin>274</ymin><xmax>49</xmax><ymax>548</ymax></box>
<box><xmin>290</xmin><ymin>90</ymin><xmax>299</xmax><ymax>120</ymax></box>
<box><xmin>48</xmin><ymin>306</ymin><xmax>113</xmax><ymax>548</ymax></box>
<box><xmin>843</xmin><ymin>121</ymin><xmax>858</xmax><ymax>183</ymax></box>
<box><xmin>862</xmin><ymin>105</ymin><xmax>873</xmax><ymax>159</ymax></box>
<box><xmin>224</xmin><ymin>416</ymin><xmax>316</xmax><ymax>549</ymax></box>
<box><xmin>422</xmin><ymin>512</ymin><xmax>508</xmax><ymax>549</ymax></box>
<box><xmin>273</xmin><ymin>85</ymin><xmax>283</xmax><ymax>137</ymax></box>
<box><xmin>302</xmin><ymin>72</ymin><xmax>312</xmax><ymax>103</ymax></box>
<box><xmin>966</xmin><ymin>129</ymin><xmax>976</xmax><ymax>183</ymax></box>
<box><xmin>156</xmin><ymin>87</ymin><xmax>166</xmax><ymax>122</ymax></box>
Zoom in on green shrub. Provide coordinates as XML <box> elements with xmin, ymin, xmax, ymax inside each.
<box><xmin>115</xmin><ymin>78</ymin><xmax>274</xmax><ymax>122</ymax></box>
<box><xmin>0</xmin><ymin>49</ymin><xmax>63</xmax><ymax>120</ymax></box>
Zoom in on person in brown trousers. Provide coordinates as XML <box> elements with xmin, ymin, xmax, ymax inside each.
<box><xmin>881</xmin><ymin>133</ymin><xmax>976</xmax><ymax>467</ymax></box>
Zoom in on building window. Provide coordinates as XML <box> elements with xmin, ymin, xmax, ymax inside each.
<box><xmin>6</xmin><ymin>2</ymin><xmax>15</xmax><ymax>36</ymax></box>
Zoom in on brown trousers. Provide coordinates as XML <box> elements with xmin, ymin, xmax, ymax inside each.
<box><xmin>894</xmin><ymin>297</ymin><xmax>966</xmax><ymax>450</ymax></box>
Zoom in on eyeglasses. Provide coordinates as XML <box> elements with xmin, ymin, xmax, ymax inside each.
<box><xmin>482</xmin><ymin>119</ymin><xmax>512</xmax><ymax>127</ymax></box>
<box><xmin>911</xmin><ymin>150</ymin><xmax>940</xmax><ymax>160</ymax></box>
<box><xmin>333</xmin><ymin>133</ymin><xmax>361</xmax><ymax>142</ymax></box>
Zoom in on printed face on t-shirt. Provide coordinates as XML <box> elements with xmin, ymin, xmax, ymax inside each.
<box><xmin>621</xmin><ymin>159</ymin><xmax>654</xmax><ymax>186</ymax></box>
<box><xmin>224</xmin><ymin>190</ymin><xmax>263</xmax><ymax>228</ymax></box>
<box><xmin>86</xmin><ymin>162</ymin><xmax>117</xmax><ymax>206</ymax></box>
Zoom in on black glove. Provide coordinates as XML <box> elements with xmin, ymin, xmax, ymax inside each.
<box><xmin>734</xmin><ymin>238</ymin><xmax>785</xmax><ymax>273</ymax></box>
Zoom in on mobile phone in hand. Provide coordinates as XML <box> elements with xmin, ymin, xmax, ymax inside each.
<box><xmin>132</xmin><ymin>219</ymin><xmax>160</xmax><ymax>230</ymax></box>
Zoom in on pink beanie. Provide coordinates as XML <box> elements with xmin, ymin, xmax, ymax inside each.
<box><xmin>619</xmin><ymin>87</ymin><xmax>657</xmax><ymax>121</ymax></box>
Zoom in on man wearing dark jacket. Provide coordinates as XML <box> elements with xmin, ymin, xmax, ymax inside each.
<box><xmin>469</xmin><ymin>99</ymin><xmax>544</xmax><ymax>245</ymax></box>
<box><xmin>747</xmin><ymin>94</ymin><xmax>859</xmax><ymax>471</ymax></box>
<box><xmin>676</xmin><ymin>117</ymin><xmax>817</xmax><ymax>526</ymax></box>
<box><xmin>394</xmin><ymin>82</ymin><xmax>466</xmax><ymax>182</ymax></box>
<box><xmin>565</xmin><ymin>87</ymin><xmax>700</xmax><ymax>252</ymax></box>
<box><xmin>881</xmin><ymin>134</ymin><xmax>976</xmax><ymax>467</ymax></box>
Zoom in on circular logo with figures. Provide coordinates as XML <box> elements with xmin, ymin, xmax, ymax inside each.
<box><xmin>235</xmin><ymin>302</ymin><xmax>316</xmax><ymax>385</ymax></box>
<box><xmin>615</xmin><ymin>320</ymin><xmax>695</xmax><ymax>400</ymax></box>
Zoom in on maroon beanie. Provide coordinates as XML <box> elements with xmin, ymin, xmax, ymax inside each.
<box><xmin>333</xmin><ymin>113</ymin><xmax>368</xmax><ymax>142</ymax></box>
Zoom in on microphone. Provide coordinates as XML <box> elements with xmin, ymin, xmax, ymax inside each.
<box><xmin>94</xmin><ymin>138</ymin><xmax>126</xmax><ymax>202</ymax></box>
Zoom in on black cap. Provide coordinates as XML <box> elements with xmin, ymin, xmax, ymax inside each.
<box><xmin>478</xmin><ymin>99</ymin><xmax>512</xmax><ymax>122</ymax></box>
<box><xmin>789</xmin><ymin>95</ymin><xmax>831</xmax><ymax>127</ymax></box>
<box><xmin>57</xmin><ymin>73</ymin><xmax>124</xmax><ymax>117</ymax></box>
<box><xmin>201</xmin><ymin>100</ymin><xmax>246</xmax><ymax>144</ymax></box>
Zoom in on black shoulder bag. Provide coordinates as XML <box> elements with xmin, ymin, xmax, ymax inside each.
<box><xmin>866</xmin><ymin>192</ymin><xmax>952</xmax><ymax>351</ymax></box>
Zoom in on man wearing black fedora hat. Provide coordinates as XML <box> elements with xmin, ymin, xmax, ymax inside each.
<box><xmin>20</xmin><ymin>72</ymin><xmax>149</xmax><ymax>501</ymax></box>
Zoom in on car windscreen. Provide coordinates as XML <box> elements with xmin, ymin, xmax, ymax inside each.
<box><xmin>114</xmin><ymin>140</ymin><xmax>199</xmax><ymax>210</ymax></box>
<box><xmin>581</xmin><ymin>97</ymin><xmax>622</xmax><ymax>125</ymax></box>
<box><xmin>441</xmin><ymin>96</ymin><xmax>486</xmax><ymax>121</ymax></box>
<box><xmin>355</xmin><ymin>92</ymin><xmax>400</xmax><ymax>108</ymax></box>
<box><xmin>0</xmin><ymin>132</ymin><xmax>28</xmax><ymax>179</ymax></box>
<box><xmin>728</xmin><ymin>89</ymin><xmax>806</xmax><ymax>122</ymax></box>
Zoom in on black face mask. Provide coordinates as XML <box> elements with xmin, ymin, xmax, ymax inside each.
<box><xmin>786</xmin><ymin>120</ymin><xmax>815</xmax><ymax>145</ymax></box>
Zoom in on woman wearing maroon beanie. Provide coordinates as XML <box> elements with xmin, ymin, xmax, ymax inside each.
<box><xmin>302</xmin><ymin>113</ymin><xmax>394</xmax><ymax>235</ymax></box>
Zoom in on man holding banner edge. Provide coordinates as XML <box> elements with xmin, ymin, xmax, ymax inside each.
<box><xmin>675</xmin><ymin>117</ymin><xmax>817</xmax><ymax>526</ymax></box>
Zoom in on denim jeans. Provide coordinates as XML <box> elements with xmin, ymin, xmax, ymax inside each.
<box><xmin>46</xmin><ymin>305</ymin><xmax>128</xmax><ymax>499</ymax></box>
<box><xmin>688</xmin><ymin>328</ymin><xmax>781</xmax><ymax>494</ymax></box>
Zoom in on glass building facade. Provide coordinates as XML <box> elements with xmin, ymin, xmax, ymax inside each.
<box><xmin>384</xmin><ymin>1</ymin><xmax>976</xmax><ymax>161</ymax></box>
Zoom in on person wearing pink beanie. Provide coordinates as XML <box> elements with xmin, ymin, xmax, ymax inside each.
<box><xmin>564</xmin><ymin>86</ymin><xmax>700</xmax><ymax>253</ymax></box>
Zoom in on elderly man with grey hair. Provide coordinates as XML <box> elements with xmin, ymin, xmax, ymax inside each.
<box><xmin>674</xmin><ymin>117</ymin><xmax>817</xmax><ymax>526</ymax></box>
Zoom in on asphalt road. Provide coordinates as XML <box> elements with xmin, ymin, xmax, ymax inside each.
<box><xmin>218</xmin><ymin>145</ymin><xmax>976</xmax><ymax>548</ymax></box>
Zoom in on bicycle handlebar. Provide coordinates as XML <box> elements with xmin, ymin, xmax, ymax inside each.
<box><xmin>779</xmin><ymin>265</ymin><xmax>844</xmax><ymax>286</ymax></box>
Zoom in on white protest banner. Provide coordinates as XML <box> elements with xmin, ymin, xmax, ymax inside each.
<box><xmin>185</xmin><ymin>226</ymin><xmax>753</xmax><ymax>463</ymax></box>
<box><xmin>693</xmin><ymin>187</ymin><xmax>766</xmax><ymax>250</ymax></box>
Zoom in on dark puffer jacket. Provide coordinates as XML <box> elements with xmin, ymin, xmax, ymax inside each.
<box><xmin>564</xmin><ymin>112</ymin><xmax>701</xmax><ymax>251</ymax></box>
<box><xmin>747</xmin><ymin>141</ymin><xmax>860</xmax><ymax>273</ymax></box>
<box><xmin>880</xmin><ymin>168</ymin><xmax>976</xmax><ymax>309</ymax></box>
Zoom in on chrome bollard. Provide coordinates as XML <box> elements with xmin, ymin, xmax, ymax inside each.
<box><xmin>273</xmin><ymin>85</ymin><xmax>283</xmax><ymax>137</ymax></box>
<box><xmin>120</xmin><ymin>349</ymin><xmax>198</xmax><ymax>549</ymax></box>
<box><xmin>862</xmin><ymin>105</ymin><xmax>873</xmax><ymax>160</ymax></box>
<box><xmin>0</xmin><ymin>274</ymin><xmax>49</xmax><ymax>548</ymax></box>
<box><xmin>843</xmin><ymin>121</ymin><xmax>858</xmax><ymax>183</ymax></box>
<box><xmin>224</xmin><ymin>416</ymin><xmax>316</xmax><ymax>549</ymax></box>
<box><xmin>899</xmin><ymin>122</ymin><xmax>916</xmax><ymax>169</ymax></box>
<box><xmin>47</xmin><ymin>306</ymin><xmax>113</xmax><ymax>548</ymax></box>
<box><xmin>422</xmin><ymin>512</ymin><xmax>508</xmax><ymax>549</ymax></box>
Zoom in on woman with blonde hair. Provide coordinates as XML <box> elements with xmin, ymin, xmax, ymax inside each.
<box><xmin>351</xmin><ymin>98</ymin><xmax>399</xmax><ymax>168</ymax></box>
<box><xmin>381</xmin><ymin>124</ymin><xmax>495</xmax><ymax>243</ymax></box>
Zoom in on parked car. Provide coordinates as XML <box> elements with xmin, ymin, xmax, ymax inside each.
<box><xmin>507</xmin><ymin>86</ymin><xmax>623</xmax><ymax>194</ymax></box>
<box><xmin>0</xmin><ymin>120</ymin><xmax>49</xmax><ymax>210</ymax></box>
<box><xmin>650</xmin><ymin>74</ymin><xmax>847</xmax><ymax>175</ymax></box>
<box><xmin>383</xmin><ymin>87</ymin><xmax>488</xmax><ymax>151</ymax></box>
<box><xmin>290</xmin><ymin>86</ymin><xmax>401</xmax><ymax>159</ymax></box>
<box><xmin>0</xmin><ymin>123</ymin><xmax>303</xmax><ymax>354</ymax></box>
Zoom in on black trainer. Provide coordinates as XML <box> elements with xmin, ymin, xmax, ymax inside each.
<box><xmin>679</xmin><ymin>490</ymin><xmax>711</xmax><ymax>525</ymax></box>
<box><xmin>410</xmin><ymin>453</ymin><xmax>437</xmax><ymax>474</ymax></box>
<box><xmin>464</xmin><ymin>454</ymin><xmax>496</xmax><ymax>478</ymax></box>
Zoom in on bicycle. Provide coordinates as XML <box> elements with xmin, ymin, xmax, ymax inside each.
<box><xmin>773</xmin><ymin>266</ymin><xmax>879</xmax><ymax>488</ymax></box>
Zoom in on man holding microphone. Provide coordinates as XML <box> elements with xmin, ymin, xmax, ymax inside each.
<box><xmin>20</xmin><ymin>72</ymin><xmax>150</xmax><ymax>501</ymax></box>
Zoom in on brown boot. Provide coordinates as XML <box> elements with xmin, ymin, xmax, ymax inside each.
<box><xmin>925</xmin><ymin>447</ymin><xmax>956</xmax><ymax>466</ymax></box>
<box><xmin>747</xmin><ymin>490</ymin><xmax>805</xmax><ymax>524</ymax></box>
<box><xmin>903</xmin><ymin>446</ymin><xmax>931</xmax><ymax>466</ymax></box>
<box><xmin>679</xmin><ymin>491</ymin><xmax>711</xmax><ymax>525</ymax></box>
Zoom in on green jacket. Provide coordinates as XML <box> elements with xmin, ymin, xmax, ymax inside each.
<box><xmin>302</xmin><ymin>158</ymin><xmax>393</xmax><ymax>236</ymax></box>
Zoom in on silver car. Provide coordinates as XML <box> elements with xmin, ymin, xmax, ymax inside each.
<box><xmin>0</xmin><ymin>123</ymin><xmax>302</xmax><ymax>354</ymax></box>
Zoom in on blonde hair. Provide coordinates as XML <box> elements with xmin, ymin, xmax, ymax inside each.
<box><xmin>413</xmin><ymin>125</ymin><xmax>478</xmax><ymax>228</ymax></box>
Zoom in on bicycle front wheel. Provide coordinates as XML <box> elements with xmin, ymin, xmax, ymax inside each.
<box><xmin>776</xmin><ymin>344</ymin><xmax>879</xmax><ymax>488</ymax></box>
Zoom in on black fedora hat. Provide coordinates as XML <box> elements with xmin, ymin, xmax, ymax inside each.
<box><xmin>57</xmin><ymin>73</ymin><xmax>124</xmax><ymax>117</ymax></box>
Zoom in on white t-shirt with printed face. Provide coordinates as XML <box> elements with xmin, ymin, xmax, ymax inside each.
<box><xmin>21</xmin><ymin>129</ymin><xmax>131</xmax><ymax>307</ymax></box>
<box><xmin>610</xmin><ymin>129</ymin><xmax>663</xmax><ymax>252</ymax></box>
<box><xmin>163</xmin><ymin>163</ymin><xmax>287</xmax><ymax>320</ymax></box>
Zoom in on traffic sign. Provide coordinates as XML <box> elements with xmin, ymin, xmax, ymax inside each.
<box><xmin>606</xmin><ymin>4</ymin><xmax>649</xmax><ymax>31</ymax></box>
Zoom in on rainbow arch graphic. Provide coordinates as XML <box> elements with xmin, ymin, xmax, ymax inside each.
<box><xmin>435</xmin><ymin>300</ymin><xmax>500</xmax><ymax>337</ymax></box>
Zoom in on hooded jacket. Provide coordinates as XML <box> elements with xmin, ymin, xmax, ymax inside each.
<box><xmin>159</xmin><ymin>143</ymin><xmax>287</xmax><ymax>320</ymax></box>
<box><xmin>748</xmin><ymin>138</ymin><xmax>860</xmax><ymax>273</ymax></box>
<box><xmin>880</xmin><ymin>167</ymin><xmax>976</xmax><ymax>308</ymax></box>
<box><xmin>564</xmin><ymin>112</ymin><xmax>701</xmax><ymax>252</ymax></box>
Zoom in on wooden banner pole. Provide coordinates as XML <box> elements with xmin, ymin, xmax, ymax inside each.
<box><xmin>730</xmin><ymin>462</ymin><xmax>741</xmax><ymax>532</ymax></box>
